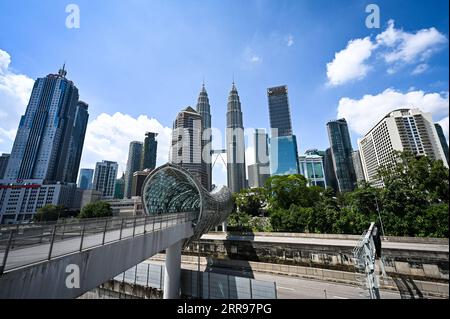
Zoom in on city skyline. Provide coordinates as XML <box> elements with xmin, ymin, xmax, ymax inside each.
<box><xmin>0</xmin><ymin>0</ymin><xmax>448</xmax><ymax>187</ymax></box>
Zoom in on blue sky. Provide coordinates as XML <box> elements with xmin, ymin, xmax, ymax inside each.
<box><xmin>0</xmin><ymin>0</ymin><xmax>448</xmax><ymax>185</ymax></box>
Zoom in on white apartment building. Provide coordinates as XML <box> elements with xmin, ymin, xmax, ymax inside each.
<box><xmin>358</xmin><ymin>108</ymin><xmax>448</xmax><ymax>187</ymax></box>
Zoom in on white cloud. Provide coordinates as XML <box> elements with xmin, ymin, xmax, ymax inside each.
<box><xmin>337</xmin><ymin>88</ymin><xmax>449</xmax><ymax>136</ymax></box>
<box><xmin>377</xmin><ymin>20</ymin><xmax>447</xmax><ymax>65</ymax></box>
<box><xmin>326</xmin><ymin>20</ymin><xmax>447</xmax><ymax>85</ymax></box>
<box><xmin>286</xmin><ymin>34</ymin><xmax>294</xmax><ymax>47</ymax></box>
<box><xmin>80</xmin><ymin>112</ymin><xmax>172</xmax><ymax>177</ymax></box>
<box><xmin>411</xmin><ymin>63</ymin><xmax>429</xmax><ymax>75</ymax></box>
<box><xmin>0</xmin><ymin>49</ymin><xmax>35</xmax><ymax>153</ymax></box>
<box><xmin>326</xmin><ymin>37</ymin><xmax>374</xmax><ymax>86</ymax></box>
<box><xmin>243</xmin><ymin>47</ymin><xmax>263</xmax><ymax>67</ymax></box>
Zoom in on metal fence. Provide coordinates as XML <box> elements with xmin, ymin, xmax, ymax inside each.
<box><xmin>0</xmin><ymin>212</ymin><xmax>194</xmax><ymax>275</ymax></box>
<box><xmin>114</xmin><ymin>262</ymin><xmax>277</xmax><ymax>299</ymax></box>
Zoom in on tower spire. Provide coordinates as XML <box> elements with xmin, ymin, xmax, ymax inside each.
<box><xmin>58</xmin><ymin>62</ymin><xmax>67</xmax><ymax>77</ymax></box>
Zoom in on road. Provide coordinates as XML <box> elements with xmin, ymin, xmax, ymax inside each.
<box><xmin>145</xmin><ymin>259</ymin><xmax>401</xmax><ymax>299</ymax></box>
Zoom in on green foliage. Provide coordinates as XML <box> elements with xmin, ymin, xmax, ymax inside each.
<box><xmin>78</xmin><ymin>201</ymin><xmax>113</xmax><ymax>219</ymax></box>
<box><xmin>34</xmin><ymin>205</ymin><xmax>66</xmax><ymax>222</ymax></box>
<box><xmin>233</xmin><ymin>188</ymin><xmax>266</xmax><ymax>216</ymax></box>
<box><xmin>233</xmin><ymin>152</ymin><xmax>449</xmax><ymax>238</ymax></box>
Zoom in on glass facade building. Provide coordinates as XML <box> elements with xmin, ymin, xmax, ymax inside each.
<box><xmin>142</xmin><ymin>163</ymin><xmax>233</xmax><ymax>241</ymax></box>
<box><xmin>435</xmin><ymin>123</ymin><xmax>449</xmax><ymax>165</ymax></box>
<box><xmin>141</xmin><ymin>132</ymin><xmax>158</xmax><ymax>171</ymax></box>
<box><xmin>4</xmin><ymin>66</ymin><xmax>87</xmax><ymax>184</ymax></box>
<box><xmin>269</xmin><ymin>135</ymin><xmax>300</xmax><ymax>176</ymax></box>
<box><xmin>93</xmin><ymin>160</ymin><xmax>118</xmax><ymax>199</ymax></box>
<box><xmin>298</xmin><ymin>154</ymin><xmax>327</xmax><ymax>188</ymax></box>
<box><xmin>124</xmin><ymin>141</ymin><xmax>143</xmax><ymax>199</ymax></box>
<box><xmin>267</xmin><ymin>86</ymin><xmax>293</xmax><ymax>137</ymax></box>
<box><xmin>77</xmin><ymin>168</ymin><xmax>94</xmax><ymax>190</ymax></box>
<box><xmin>327</xmin><ymin>118</ymin><xmax>356</xmax><ymax>192</ymax></box>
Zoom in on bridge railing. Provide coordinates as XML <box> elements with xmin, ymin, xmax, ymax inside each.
<box><xmin>0</xmin><ymin>212</ymin><xmax>195</xmax><ymax>275</ymax></box>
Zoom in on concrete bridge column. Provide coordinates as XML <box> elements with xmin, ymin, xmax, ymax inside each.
<box><xmin>222</xmin><ymin>221</ymin><xmax>227</xmax><ymax>232</ymax></box>
<box><xmin>163</xmin><ymin>239</ymin><xmax>183</xmax><ymax>299</ymax></box>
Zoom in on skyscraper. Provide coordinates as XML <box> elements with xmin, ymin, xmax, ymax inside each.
<box><xmin>93</xmin><ymin>160</ymin><xmax>118</xmax><ymax>199</ymax></box>
<box><xmin>0</xmin><ymin>153</ymin><xmax>10</xmax><ymax>179</ymax></box>
<box><xmin>141</xmin><ymin>132</ymin><xmax>158</xmax><ymax>171</ymax></box>
<box><xmin>114</xmin><ymin>173</ymin><xmax>125</xmax><ymax>199</ymax></box>
<box><xmin>298</xmin><ymin>153</ymin><xmax>327</xmax><ymax>188</ymax></box>
<box><xmin>124</xmin><ymin>141</ymin><xmax>143</xmax><ymax>198</ymax></box>
<box><xmin>352</xmin><ymin>150</ymin><xmax>365</xmax><ymax>184</ymax></box>
<box><xmin>226</xmin><ymin>82</ymin><xmax>246</xmax><ymax>193</ymax></box>
<box><xmin>327</xmin><ymin>118</ymin><xmax>357</xmax><ymax>192</ymax></box>
<box><xmin>324</xmin><ymin>148</ymin><xmax>338</xmax><ymax>192</ymax></box>
<box><xmin>77</xmin><ymin>168</ymin><xmax>94</xmax><ymax>190</ymax></box>
<box><xmin>358</xmin><ymin>109</ymin><xmax>448</xmax><ymax>187</ymax></box>
<box><xmin>170</xmin><ymin>106</ymin><xmax>208</xmax><ymax>188</ymax></box>
<box><xmin>248</xmin><ymin>129</ymin><xmax>270</xmax><ymax>188</ymax></box>
<box><xmin>196</xmin><ymin>83</ymin><xmax>212</xmax><ymax>191</ymax></box>
<box><xmin>267</xmin><ymin>85</ymin><xmax>299</xmax><ymax>176</ymax></box>
<box><xmin>268</xmin><ymin>85</ymin><xmax>293</xmax><ymax>137</ymax></box>
<box><xmin>4</xmin><ymin>66</ymin><xmax>86</xmax><ymax>183</ymax></box>
<box><xmin>59</xmin><ymin>100</ymin><xmax>89</xmax><ymax>183</ymax></box>
<box><xmin>434</xmin><ymin>123</ymin><xmax>449</xmax><ymax>165</ymax></box>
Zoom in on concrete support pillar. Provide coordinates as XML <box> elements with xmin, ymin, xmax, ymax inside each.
<box><xmin>163</xmin><ymin>240</ymin><xmax>182</xmax><ymax>299</ymax></box>
<box><xmin>222</xmin><ymin>221</ymin><xmax>227</xmax><ymax>232</ymax></box>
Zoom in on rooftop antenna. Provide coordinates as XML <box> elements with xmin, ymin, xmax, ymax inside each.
<box><xmin>58</xmin><ymin>62</ymin><xmax>67</xmax><ymax>77</ymax></box>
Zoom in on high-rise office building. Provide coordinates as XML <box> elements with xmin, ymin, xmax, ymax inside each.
<box><xmin>3</xmin><ymin>66</ymin><xmax>86</xmax><ymax>183</ymax></box>
<box><xmin>196</xmin><ymin>84</ymin><xmax>212</xmax><ymax>191</ymax></box>
<box><xmin>114</xmin><ymin>173</ymin><xmax>125</xmax><ymax>199</ymax></box>
<box><xmin>327</xmin><ymin>118</ymin><xmax>356</xmax><ymax>192</ymax></box>
<box><xmin>298</xmin><ymin>152</ymin><xmax>327</xmax><ymax>188</ymax></box>
<box><xmin>59</xmin><ymin>101</ymin><xmax>89</xmax><ymax>184</ymax></box>
<box><xmin>358</xmin><ymin>109</ymin><xmax>448</xmax><ymax>187</ymax></box>
<box><xmin>324</xmin><ymin>148</ymin><xmax>338</xmax><ymax>191</ymax></box>
<box><xmin>0</xmin><ymin>153</ymin><xmax>10</xmax><ymax>179</ymax></box>
<box><xmin>226</xmin><ymin>82</ymin><xmax>246</xmax><ymax>193</ymax></box>
<box><xmin>248</xmin><ymin>129</ymin><xmax>270</xmax><ymax>188</ymax></box>
<box><xmin>141</xmin><ymin>132</ymin><xmax>158</xmax><ymax>171</ymax></box>
<box><xmin>170</xmin><ymin>106</ymin><xmax>208</xmax><ymax>188</ymax></box>
<box><xmin>352</xmin><ymin>150</ymin><xmax>365</xmax><ymax>184</ymax></box>
<box><xmin>434</xmin><ymin>123</ymin><xmax>449</xmax><ymax>165</ymax></box>
<box><xmin>124</xmin><ymin>141</ymin><xmax>143</xmax><ymax>199</ymax></box>
<box><xmin>267</xmin><ymin>85</ymin><xmax>293</xmax><ymax>137</ymax></box>
<box><xmin>93</xmin><ymin>160</ymin><xmax>118</xmax><ymax>199</ymax></box>
<box><xmin>77</xmin><ymin>168</ymin><xmax>94</xmax><ymax>190</ymax></box>
<box><xmin>131</xmin><ymin>170</ymin><xmax>151</xmax><ymax>197</ymax></box>
<box><xmin>267</xmin><ymin>86</ymin><xmax>299</xmax><ymax>176</ymax></box>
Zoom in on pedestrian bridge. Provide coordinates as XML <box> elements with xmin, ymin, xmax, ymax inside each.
<box><xmin>0</xmin><ymin>164</ymin><xmax>233</xmax><ymax>299</ymax></box>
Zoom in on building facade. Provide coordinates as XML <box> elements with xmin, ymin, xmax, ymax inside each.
<box><xmin>141</xmin><ymin>132</ymin><xmax>158</xmax><ymax>171</ymax></box>
<box><xmin>77</xmin><ymin>168</ymin><xmax>94</xmax><ymax>190</ymax></box>
<box><xmin>170</xmin><ymin>106</ymin><xmax>208</xmax><ymax>188</ymax></box>
<box><xmin>131</xmin><ymin>170</ymin><xmax>151</xmax><ymax>197</ymax></box>
<box><xmin>327</xmin><ymin>118</ymin><xmax>357</xmax><ymax>192</ymax></box>
<box><xmin>226</xmin><ymin>83</ymin><xmax>246</xmax><ymax>193</ymax></box>
<box><xmin>196</xmin><ymin>84</ymin><xmax>212</xmax><ymax>191</ymax></box>
<box><xmin>358</xmin><ymin>108</ymin><xmax>448</xmax><ymax>187</ymax></box>
<box><xmin>352</xmin><ymin>150</ymin><xmax>365</xmax><ymax>184</ymax></box>
<box><xmin>267</xmin><ymin>86</ymin><xmax>299</xmax><ymax>176</ymax></box>
<box><xmin>434</xmin><ymin>123</ymin><xmax>449</xmax><ymax>165</ymax></box>
<box><xmin>4</xmin><ymin>66</ymin><xmax>87</xmax><ymax>184</ymax></box>
<box><xmin>248</xmin><ymin>129</ymin><xmax>270</xmax><ymax>188</ymax></box>
<box><xmin>114</xmin><ymin>173</ymin><xmax>125</xmax><ymax>199</ymax></box>
<box><xmin>124</xmin><ymin>141</ymin><xmax>143</xmax><ymax>199</ymax></box>
<box><xmin>0</xmin><ymin>153</ymin><xmax>10</xmax><ymax>179</ymax></box>
<box><xmin>0</xmin><ymin>180</ymin><xmax>77</xmax><ymax>224</ymax></box>
<box><xmin>298</xmin><ymin>153</ymin><xmax>327</xmax><ymax>188</ymax></box>
<box><xmin>92</xmin><ymin>160</ymin><xmax>118</xmax><ymax>199</ymax></box>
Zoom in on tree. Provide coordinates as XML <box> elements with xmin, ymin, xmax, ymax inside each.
<box><xmin>34</xmin><ymin>205</ymin><xmax>66</xmax><ymax>222</ymax></box>
<box><xmin>233</xmin><ymin>188</ymin><xmax>266</xmax><ymax>216</ymax></box>
<box><xmin>78</xmin><ymin>201</ymin><xmax>112</xmax><ymax>219</ymax></box>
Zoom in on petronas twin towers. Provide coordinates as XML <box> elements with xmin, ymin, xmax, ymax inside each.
<box><xmin>172</xmin><ymin>82</ymin><xmax>246</xmax><ymax>193</ymax></box>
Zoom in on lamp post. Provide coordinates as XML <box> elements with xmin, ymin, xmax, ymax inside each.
<box><xmin>374</xmin><ymin>196</ymin><xmax>386</xmax><ymax>239</ymax></box>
